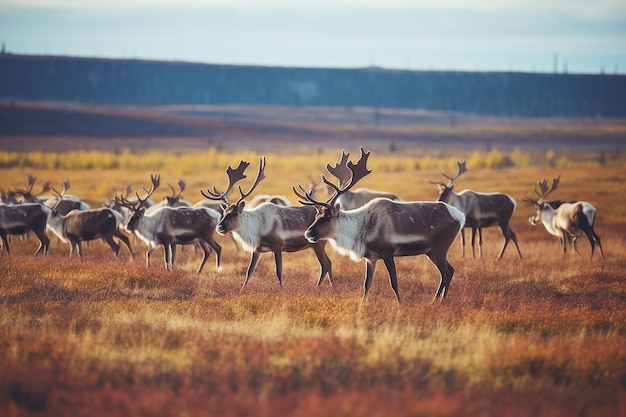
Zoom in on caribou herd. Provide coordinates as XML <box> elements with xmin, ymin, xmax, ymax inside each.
<box><xmin>0</xmin><ymin>149</ymin><xmax>605</xmax><ymax>301</ymax></box>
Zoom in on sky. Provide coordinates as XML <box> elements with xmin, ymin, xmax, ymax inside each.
<box><xmin>1</xmin><ymin>0</ymin><xmax>625</xmax><ymax>74</ymax></box>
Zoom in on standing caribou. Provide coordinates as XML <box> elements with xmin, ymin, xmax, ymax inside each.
<box><xmin>429</xmin><ymin>160</ymin><xmax>522</xmax><ymax>260</ymax></box>
<box><xmin>294</xmin><ymin>148</ymin><xmax>465</xmax><ymax>302</ymax></box>
<box><xmin>46</xmin><ymin>186</ymin><xmax>132</xmax><ymax>258</ymax></box>
<box><xmin>522</xmin><ymin>175</ymin><xmax>604</xmax><ymax>259</ymax></box>
<box><xmin>0</xmin><ymin>203</ymin><xmax>51</xmax><ymax>255</ymax></box>
<box><xmin>116</xmin><ymin>174</ymin><xmax>223</xmax><ymax>273</ymax></box>
<box><xmin>202</xmin><ymin>157</ymin><xmax>333</xmax><ymax>290</ymax></box>
<box><xmin>325</xmin><ymin>150</ymin><xmax>402</xmax><ymax>210</ymax></box>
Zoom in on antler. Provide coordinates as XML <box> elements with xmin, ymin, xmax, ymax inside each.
<box><xmin>440</xmin><ymin>160</ymin><xmax>468</xmax><ymax>186</ymax></box>
<box><xmin>521</xmin><ymin>175</ymin><xmax>561</xmax><ymax>205</ymax></box>
<box><xmin>51</xmin><ymin>178</ymin><xmax>70</xmax><ymax>199</ymax></box>
<box><xmin>236</xmin><ymin>157</ymin><xmax>266</xmax><ymax>204</ymax></box>
<box><xmin>325</xmin><ymin>150</ymin><xmax>352</xmax><ymax>188</ymax></box>
<box><xmin>201</xmin><ymin>160</ymin><xmax>251</xmax><ymax>203</ymax></box>
<box><xmin>133</xmin><ymin>174</ymin><xmax>160</xmax><ymax>208</ymax></box>
<box><xmin>295</xmin><ymin>148</ymin><xmax>371</xmax><ymax>208</ymax></box>
<box><xmin>167</xmin><ymin>178</ymin><xmax>186</xmax><ymax>199</ymax></box>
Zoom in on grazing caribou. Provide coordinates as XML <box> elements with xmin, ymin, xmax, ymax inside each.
<box><xmin>202</xmin><ymin>157</ymin><xmax>333</xmax><ymax>289</ymax></box>
<box><xmin>0</xmin><ymin>203</ymin><xmax>51</xmax><ymax>255</ymax></box>
<box><xmin>522</xmin><ymin>175</ymin><xmax>604</xmax><ymax>260</ymax></box>
<box><xmin>294</xmin><ymin>148</ymin><xmax>465</xmax><ymax>302</ymax></box>
<box><xmin>429</xmin><ymin>160</ymin><xmax>522</xmax><ymax>260</ymax></box>
<box><xmin>325</xmin><ymin>150</ymin><xmax>402</xmax><ymax>210</ymax></box>
<box><xmin>116</xmin><ymin>175</ymin><xmax>222</xmax><ymax>273</ymax></box>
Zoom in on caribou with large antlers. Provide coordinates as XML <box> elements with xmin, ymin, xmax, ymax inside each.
<box><xmin>325</xmin><ymin>150</ymin><xmax>402</xmax><ymax>210</ymax></box>
<box><xmin>202</xmin><ymin>157</ymin><xmax>333</xmax><ymax>289</ymax></box>
<box><xmin>522</xmin><ymin>175</ymin><xmax>604</xmax><ymax>259</ymax></box>
<box><xmin>295</xmin><ymin>148</ymin><xmax>465</xmax><ymax>302</ymax></box>
<box><xmin>117</xmin><ymin>174</ymin><xmax>222</xmax><ymax>273</ymax></box>
<box><xmin>429</xmin><ymin>160</ymin><xmax>522</xmax><ymax>260</ymax></box>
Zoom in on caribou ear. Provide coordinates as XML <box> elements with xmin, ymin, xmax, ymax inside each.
<box><xmin>237</xmin><ymin>200</ymin><xmax>246</xmax><ymax>211</ymax></box>
<box><xmin>333</xmin><ymin>203</ymin><xmax>341</xmax><ymax>211</ymax></box>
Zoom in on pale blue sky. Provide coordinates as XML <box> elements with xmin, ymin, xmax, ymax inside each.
<box><xmin>1</xmin><ymin>0</ymin><xmax>625</xmax><ymax>73</ymax></box>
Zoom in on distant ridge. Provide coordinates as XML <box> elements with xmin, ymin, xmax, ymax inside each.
<box><xmin>1</xmin><ymin>53</ymin><xmax>625</xmax><ymax>117</ymax></box>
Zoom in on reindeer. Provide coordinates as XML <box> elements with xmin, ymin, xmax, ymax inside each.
<box><xmin>294</xmin><ymin>148</ymin><xmax>465</xmax><ymax>302</ymax></box>
<box><xmin>429</xmin><ymin>160</ymin><xmax>522</xmax><ymax>260</ymax></box>
<box><xmin>0</xmin><ymin>203</ymin><xmax>51</xmax><ymax>255</ymax></box>
<box><xmin>146</xmin><ymin>178</ymin><xmax>191</xmax><ymax>214</ymax></box>
<box><xmin>46</xmin><ymin>186</ymin><xmax>129</xmax><ymax>258</ymax></box>
<box><xmin>201</xmin><ymin>157</ymin><xmax>333</xmax><ymax>290</ymax></box>
<box><xmin>325</xmin><ymin>150</ymin><xmax>402</xmax><ymax>210</ymax></box>
<box><xmin>41</xmin><ymin>179</ymin><xmax>91</xmax><ymax>215</ymax></box>
<box><xmin>116</xmin><ymin>174</ymin><xmax>222</xmax><ymax>273</ymax></box>
<box><xmin>13</xmin><ymin>173</ymin><xmax>51</xmax><ymax>204</ymax></box>
<box><xmin>522</xmin><ymin>175</ymin><xmax>604</xmax><ymax>260</ymax></box>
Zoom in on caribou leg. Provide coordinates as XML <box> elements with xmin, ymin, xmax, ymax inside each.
<box><xmin>273</xmin><ymin>249</ymin><xmax>283</xmax><ymax>286</ymax></box>
<box><xmin>312</xmin><ymin>242</ymin><xmax>333</xmax><ymax>286</ymax></box>
<box><xmin>196</xmin><ymin>241</ymin><xmax>212</xmax><ymax>274</ymax></box>
<box><xmin>382</xmin><ymin>253</ymin><xmax>401</xmax><ymax>303</ymax></box>
<box><xmin>362</xmin><ymin>259</ymin><xmax>378</xmax><ymax>301</ymax></box>
<box><xmin>241</xmin><ymin>250</ymin><xmax>262</xmax><ymax>290</ymax></box>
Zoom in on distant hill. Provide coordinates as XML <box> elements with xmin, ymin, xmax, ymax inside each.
<box><xmin>1</xmin><ymin>53</ymin><xmax>625</xmax><ymax>117</ymax></box>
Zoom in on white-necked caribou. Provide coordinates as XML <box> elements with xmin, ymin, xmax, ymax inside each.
<box><xmin>201</xmin><ymin>157</ymin><xmax>333</xmax><ymax>290</ymax></box>
<box><xmin>116</xmin><ymin>174</ymin><xmax>222</xmax><ymax>273</ymax></box>
<box><xmin>294</xmin><ymin>148</ymin><xmax>465</xmax><ymax>302</ymax></box>
<box><xmin>522</xmin><ymin>175</ymin><xmax>604</xmax><ymax>259</ymax></box>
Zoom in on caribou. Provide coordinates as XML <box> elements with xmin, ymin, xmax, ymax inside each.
<box><xmin>522</xmin><ymin>175</ymin><xmax>604</xmax><ymax>260</ymax></box>
<box><xmin>116</xmin><ymin>174</ymin><xmax>222</xmax><ymax>273</ymax></box>
<box><xmin>429</xmin><ymin>160</ymin><xmax>522</xmax><ymax>260</ymax></box>
<box><xmin>325</xmin><ymin>150</ymin><xmax>402</xmax><ymax>210</ymax></box>
<box><xmin>202</xmin><ymin>157</ymin><xmax>333</xmax><ymax>290</ymax></box>
<box><xmin>146</xmin><ymin>178</ymin><xmax>191</xmax><ymax>214</ymax></box>
<box><xmin>0</xmin><ymin>203</ymin><xmax>51</xmax><ymax>255</ymax></box>
<box><xmin>294</xmin><ymin>148</ymin><xmax>465</xmax><ymax>302</ymax></box>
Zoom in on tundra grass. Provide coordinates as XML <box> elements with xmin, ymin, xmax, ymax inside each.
<box><xmin>1</xmin><ymin>160</ymin><xmax>625</xmax><ymax>416</ymax></box>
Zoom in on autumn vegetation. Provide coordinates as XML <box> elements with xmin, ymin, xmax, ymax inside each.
<box><xmin>1</xmin><ymin>149</ymin><xmax>625</xmax><ymax>416</ymax></box>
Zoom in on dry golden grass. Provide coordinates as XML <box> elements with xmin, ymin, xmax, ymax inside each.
<box><xmin>1</xmin><ymin>155</ymin><xmax>625</xmax><ymax>416</ymax></box>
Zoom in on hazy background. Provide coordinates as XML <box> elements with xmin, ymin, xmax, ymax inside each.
<box><xmin>1</xmin><ymin>0</ymin><xmax>625</xmax><ymax>73</ymax></box>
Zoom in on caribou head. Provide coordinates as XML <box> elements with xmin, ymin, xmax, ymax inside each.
<box><xmin>521</xmin><ymin>175</ymin><xmax>561</xmax><ymax>225</ymax></box>
<box><xmin>428</xmin><ymin>160</ymin><xmax>468</xmax><ymax>201</ymax></box>
<box><xmin>293</xmin><ymin>147</ymin><xmax>371</xmax><ymax>243</ymax></box>
<box><xmin>201</xmin><ymin>157</ymin><xmax>265</xmax><ymax>235</ymax></box>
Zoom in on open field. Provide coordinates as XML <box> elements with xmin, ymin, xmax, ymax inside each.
<box><xmin>1</xmin><ymin>152</ymin><xmax>625</xmax><ymax>416</ymax></box>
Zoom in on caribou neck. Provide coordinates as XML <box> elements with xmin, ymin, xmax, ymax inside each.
<box><xmin>329</xmin><ymin>209</ymin><xmax>368</xmax><ymax>262</ymax></box>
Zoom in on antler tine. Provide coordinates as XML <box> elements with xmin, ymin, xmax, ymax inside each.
<box><xmin>26</xmin><ymin>173</ymin><xmax>36</xmax><ymax>193</ymax></box>
<box><xmin>440</xmin><ymin>160</ymin><xmax>468</xmax><ymax>185</ymax></box>
<box><xmin>237</xmin><ymin>156</ymin><xmax>266</xmax><ymax>204</ymax></box>
<box><xmin>38</xmin><ymin>181</ymin><xmax>50</xmax><ymax>195</ymax></box>
<box><xmin>202</xmin><ymin>160</ymin><xmax>250</xmax><ymax>203</ymax></box>
<box><xmin>345</xmin><ymin>147</ymin><xmax>372</xmax><ymax>190</ymax></box>
<box><xmin>292</xmin><ymin>183</ymin><xmax>327</xmax><ymax>207</ymax></box>
<box><xmin>326</xmin><ymin>150</ymin><xmax>352</xmax><ymax>188</ymax></box>
<box><xmin>167</xmin><ymin>183</ymin><xmax>177</xmax><ymax>197</ymax></box>
<box><xmin>136</xmin><ymin>174</ymin><xmax>160</xmax><ymax>207</ymax></box>
<box><xmin>124</xmin><ymin>183</ymin><xmax>132</xmax><ymax>198</ymax></box>
<box><xmin>114</xmin><ymin>193</ymin><xmax>139</xmax><ymax>210</ymax></box>
<box><xmin>177</xmin><ymin>179</ymin><xmax>186</xmax><ymax>194</ymax></box>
